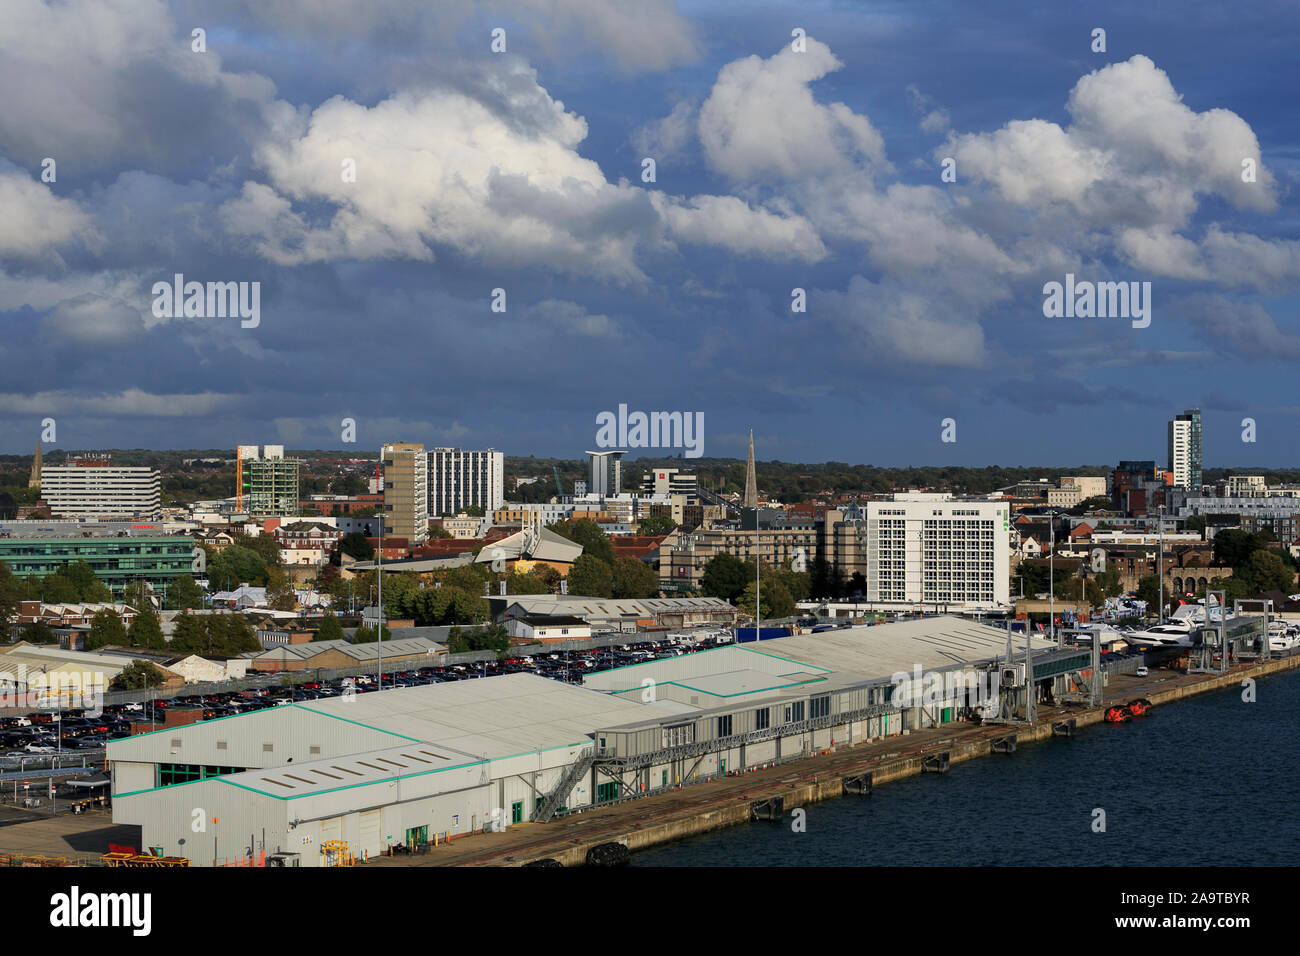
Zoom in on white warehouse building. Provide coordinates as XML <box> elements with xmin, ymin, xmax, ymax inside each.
<box><xmin>108</xmin><ymin>674</ymin><xmax>672</xmax><ymax>867</ymax></box>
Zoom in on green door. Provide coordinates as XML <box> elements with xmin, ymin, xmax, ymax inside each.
<box><xmin>511</xmin><ymin>801</ymin><xmax>523</xmax><ymax>824</ymax></box>
<box><xmin>405</xmin><ymin>825</ymin><xmax>427</xmax><ymax>848</ymax></box>
<box><xmin>596</xmin><ymin>782</ymin><xmax>621</xmax><ymax>803</ymax></box>
<box><xmin>942</xmin><ymin>707</ymin><xmax>952</xmax><ymax>723</ymax></box>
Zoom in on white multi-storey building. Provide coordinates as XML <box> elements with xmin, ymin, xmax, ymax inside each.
<box><xmin>41</xmin><ymin>460</ymin><xmax>161</xmax><ymax>519</ymax></box>
<box><xmin>1168</xmin><ymin>408</ymin><xmax>1202</xmax><ymax>491</ymax></box>
<box><xmin>428</xmin><ymin>448</ymin><xmax>504</xmax><ymax>517</ymax></box>
<box><xmin>866</xmin><ymin>493</ymin><xmax>1010</xmax><ymax>611</ymax></box>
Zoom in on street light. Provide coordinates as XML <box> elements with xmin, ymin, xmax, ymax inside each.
<box><xmin>1157</xmin><ymin>505</ymin><xmax>1165</xmax><ymax>623</ymax></box>
<box><xmin>376</xmin><ymin>466</ymin><xmax>384</xmax><ymax>693</ymax></box>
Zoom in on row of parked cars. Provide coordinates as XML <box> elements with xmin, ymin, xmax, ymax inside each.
<box><xmin>0</xmin><ymin>631</ymin><xmax>737</xmax><ymax>738</ymax></box>
<box><xmin>177</xmin><ymin>633</ymin><xmax>730</xmax><ymax>715</ymax></box>
<box><xmin>0</xmin><ymin>710</ymin><xmax>134</xmax><ymax>757</ymax></box>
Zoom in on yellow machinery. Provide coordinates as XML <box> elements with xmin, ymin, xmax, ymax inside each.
<box><xmin>321</xmin><ymin>840</ymin><xmax>353</xmax><ymax>867</ymax></box>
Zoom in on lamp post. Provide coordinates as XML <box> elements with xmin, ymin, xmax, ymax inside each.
<box><xmin>1157</xmin><ymin>505</ymin><xmax>1165</xmax><ymax>623</ymax></box>
<box><xmin>376</xmin><ymin>469</ymin><xmax>384</xmax><ymax>692</ymax></box>
<box><xmin>1049</xmin><ymin>522</ymin><xmax>1055</xmax><ymax>644</ymax></box>
<box><xmin>754</xmin><ymin>507</ymin><xmax>761</xmax><ymax>639</ymax></box>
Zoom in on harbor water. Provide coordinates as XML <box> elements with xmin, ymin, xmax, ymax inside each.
<box><xmin>632</xmin><ymin>667</ymin><xmax>1299</xmax><ymax>866</ymax></box>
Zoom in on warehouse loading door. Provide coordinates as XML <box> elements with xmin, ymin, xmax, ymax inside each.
<box><xmin>320</xmin><ymin>816</ymin><xmax>342</xmax><ymax>845</ymax></box>
<box><xmin>359</xmin><ymin>809</ymin><xmax>382</xmax><ymax>855</ymax></box>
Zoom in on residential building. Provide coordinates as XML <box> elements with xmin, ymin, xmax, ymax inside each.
<box><xmin>586</xmin><ymin>450</ymin><xmax>624</xmax><ymax>497</ymax></box>
<box><xmin>1223</xmin><ymin>475</ymin><xmax>1267</xmax><ymax>497</ymax></box>
<box><xmin>1168</xmin><ymin>408</ymin><xmax>1203</xmax><ymax>491</ymax></box>
<box><xmin>428</xmin><ymin>447</ymin><xmax>505</xmax><ymax>516</ymax></box>
<box><xmin>865</xmin><ymin>493</ymin><xmax>1010</xmax><ymax>611</ymax></box>
<box><xmin>41</xmin><ymin>457</ymin><xmax>161</xmax><ymax>519</ymax></box>
<box><xmin>382</xmin><ymin>443</ymin><xmax>428</xmax><ymax>544</ymax></box>
<box><xmin>1047</xmin><ymin>485</ymin><xmax>1084</xmax><ymax>508</ymax></box>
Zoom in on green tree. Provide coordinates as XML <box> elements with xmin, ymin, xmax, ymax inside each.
<box><xmin>0</xmin><ymin>560</ymin><xmax>20</xmax><ymax>626</ymax></box>
<box><xmin>447</xmin><ymin>623</ymin><xmax>509</xmax><ymax>655</ymax></box>
<box><xmin>209</xmin><ymin>545</ymin><xmax>268</xmax><ymax>590</ymax></box>
<box><xmin>352</xmin><ymin>623</ymin><xmax>393</xmax><ymax>643</ymax></box>
<box><xmin>611</xmin><ymin>556</ymin><xmax>660</xmax><ymax>599</ymax></box>
<box><xmin>1239</xmin><ymin>550</ymin><xmax>1295</xmax><ymax>594</ymax></box>
<box><xmin>316</xmin><ymin>610</ymin><xmax>345</xmax><ymax>642</ymax></box>
<box><xmin>1184</xmin><ymin>515</ymin><xmax>1207</xmax><ymax>536</ymax></box>
<box><xmin>110</xmin><ymin>660</ymin><xmax>165</xmax><ymax>690</ymax></box>
<box><xmin>1136</xmin><ymin>575</ymin><xmax>1161</xmax><ymax>612</ymax></box>
<box><xmin>339</xmin><ymin>532</ymin><xmax>373</xmax><ymax>561</ymax></box>
<box><xmin>266</xmin><ymin>567</ymin><xmax>297</xmax><ymax>611</ymax></box>
<box><xmin>241</xmin><ymin>533</ymin><xmax>283</xmax><ymax>569</ymax></box>
<box><xmin>504</xmin><ymin>571</ymin><xmax>551</xmax><ymax>595</ymax></box>
<box><xmin>776</xmin><ymin>566</ymin><xmax>811</xmax><ymax>604</ymax></box>
<box><xmin>637</xmin><ymin>515</ymin><xmax>677</xmax><ymax>536</ymax></box>
<box><xmin>462</xmin><ymin>505</ymin><xmax>486</xmax><ymax>518</ymax></box>
<box><xmin>212</xmin><ymin>614</ymin><xmax>261</xmax><ymax>655</ymax></box>
<box><xmin>87</xmin><ymin>608</ymin><xmax>127</xmax><ymax>650</ymax></box>
<box><xmin>164</xmin><ymin>575</ymin><xmax>205</xmax><ymax>610</ymax></box>
<box><xmin>170</xmin><ymin>612</ymin><xmax>205</xmax><ymax>653</ymax></box>
<box><xmin>566</xmin><ymin>554</ymin><xmax>613</xmax><ymax>597</ymax></box>
<box><xmin>21</xmin><ymin>620</ymin><xmax>58</xmax><ymax>644</ymax></box>
<box><xmin>1212</xmin><ymin>529</ymin><xmax>1255</xmax><ymax>569</ymax></box>
<box><xmin>128</xmin><ymin>606</ymin><xmax>167</xmax><ymax>649</ymax></box>
<box><xmin>700</xmin><ymin>552</ymin><xmax>748</xmax><ymax>603</ymax></box>
<box><xmin>62</xmin><ymin>560</ymin><xmax>112</xmax><ymax>602</ymax></box>
<box><xmin>740</xmin><ymin>576</ymin><xmax>795</xmax><ymax>621</ymax></box>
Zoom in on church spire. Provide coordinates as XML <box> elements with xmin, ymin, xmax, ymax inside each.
<box><xmin>28</xmin><ymin>441</ymin><xmax>42</xmax><ymax>489</ymax></box>
<box><xmin>743</xmin><ymin>429</ymin><xmax>757</xmax><ymax>508</ymax></box>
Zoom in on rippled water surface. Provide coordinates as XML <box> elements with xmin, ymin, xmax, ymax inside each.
<box><xmin>632</xmin><ymin>669</ymin><xmax>1299</xmax><ymax>866</ymax></box>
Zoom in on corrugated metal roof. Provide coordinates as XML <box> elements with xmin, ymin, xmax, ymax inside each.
<box><xmin>292</xmin><ymin>673</ymin><xmax>662</xmax><ymax>758</ymax></box>
<box><xmin>219</xmin><ymin>741</ymin><xmax>484</xmax><ymax>798</ymax></box>
<box><xmin>586</xmin><ymin>616</ymin><xmax>1058</xmax><ymax>691</ymax></box>
<box><xmin>247</xmin><ymin>638</ymin><xmax>444</xmax><ymax>661</ymax></box>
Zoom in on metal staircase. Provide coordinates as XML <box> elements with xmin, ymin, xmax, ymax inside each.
<box><xmin>535</xmin><ymin>746</ymin><xmax>596</xmax><ymax>823</ymax></box>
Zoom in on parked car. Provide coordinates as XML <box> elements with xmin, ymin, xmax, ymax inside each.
<box><xmin>1135</xmin><ymin>665</ymin><xmax>1149</xmax><ymax>677</ymax></box>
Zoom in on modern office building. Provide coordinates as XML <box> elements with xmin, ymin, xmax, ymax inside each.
<box><xmin>237</xmin><ymin>444</ymin><xmax>300</xmax><ymax>518</ymax></box>
<box><xmin>586</xmin><ymin>450</ymin><xmax>624</xmax><ymax>497</ymax></box>
<box><xmin>640</xmin><ymin>468</ymin><xmax>700</xmax><ymax>501</ymax></box>
<box><xmin>382</xmin><ymin>443</ymin><xmax>428</xmax><ymax>544</ymax></box>
<box><xmin>428</xmin><ymin>448</ymin><xmax>504</xmax><ymax>516</ymax></box>
<box><xmin>1168</xmin><ymin>408</ymin><xmax>1203</xmax><ymax>492</ymax></box>
<box><xmin>40</xmin><ymin>457</ymin><xmax>161</xmax><ymax>519</ymax></box>
<box><xmin>0</xmin><ymin>535</ymin><xmax>194</xmax><ymax>596</ymax></box>
<box><xmin>865</xmin><ymin>493</ymin><xmax>1010</xmax><ymax>611</ymax></box>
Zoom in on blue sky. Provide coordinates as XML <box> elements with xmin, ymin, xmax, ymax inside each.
<box><xmin>1</xmin><ymin>0</ymin><xmax>1298</xmax><ymax>469</ymax></box>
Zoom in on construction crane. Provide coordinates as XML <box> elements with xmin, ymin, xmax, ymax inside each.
<box><xmin>553</xmin><ymin>465</ymin><xmax>564</xmax><ymax>497</ymax></box>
